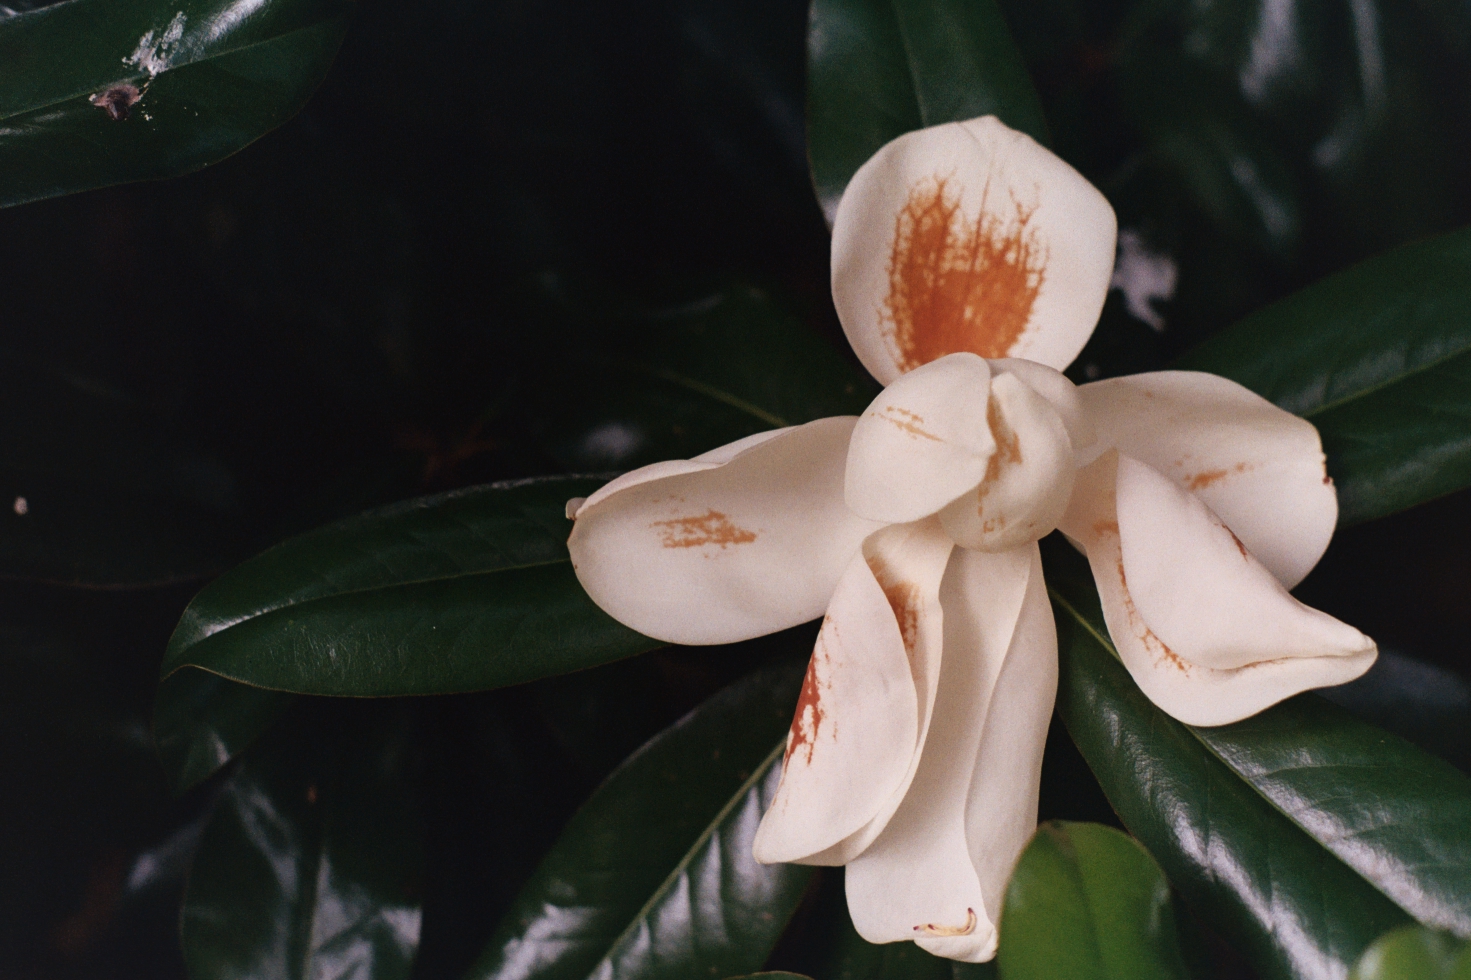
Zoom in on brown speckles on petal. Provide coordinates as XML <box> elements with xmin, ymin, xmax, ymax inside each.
<box><xmin>867</xmin><ymin>554</ymin><xmax>921</xmax><ymax>660</ymax></box>
<box><xmin>1184</xmin><ymin>462</ymin><xmax>1253</xmax><ymax>490</ymax></box>
<box><xmin>785</xmin><ymin>637</ymin><xmax>832</xmax><ymax>766</ymax></box>
<box><xmin>1225</xmin><ymin>525</ymin><xmax>1250</xmax><ymax>560</ymax></box>
<box><xmin>1115</xmin><ymin>554</ymin><xmax>1189</xmax><ymax>673</ymax></box>
<box><xmin>914</xmin><ymin>909</ymin><xmax>977</xmax><ymax>937</ymax></box>
<box><xmin>873</xmin><ymin>405</ymin><xmax>943</xmax><ymax>441</ymax></box>
<box><xmin>975</xmin><ymin>395</ymin><xmax>1023</xmax><ymax>516</ymax></box>
<box><xmin>884</xmin><ymin>175</ymin><xmax>1047</xmax><ymax>372</ymax></box>
<box><xmin>651</xmin><ymin>509</ymin><xmax>757</xmax><ymax>548</ymax></box>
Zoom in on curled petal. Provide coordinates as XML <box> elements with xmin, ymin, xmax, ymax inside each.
<box><xmin>845</xmin><ymin>353</ymin><xmax>995</xmax><ymax>523</ymax></box>
<box><xmin>989</xmin><ymin>357</ymin><xmax>1093</xmax><ymax>452</ymax></box>
<box><xmin>1078</xmin><ymin>371</ymin><xmax>1336</xmax><ymax>588</ymax></box>
<box><xmin>832</xmin><ymin>115</ymin><xmax>1117</xmax><ymax>385</ymax></box>
<box><xmin>939</xmin><ymin>371</ymin><xmax>1076</xmax><ymax>552</ymax></box>
<box><xmin>845</xmin><ymin>545</ymin><xmax>1044</xmax><ymax>963</ymax></box>
<box><xmin>755</xmin><ymin>518</ymin><xmax>953</xmax><ymax>865</ymax></box>
<box><xmin>1061</xmin><ymin>453</ymin><xmax>1376</xmax><ymax>727</ymax></box>
<box><xmin>569</xmin><ymin>418</ymin><xmax>883</xmax><ymax>645</ymax></box>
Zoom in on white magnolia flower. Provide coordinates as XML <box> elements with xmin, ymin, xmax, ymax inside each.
<box><xmin>566</xmin><ymin>116</ymin><xmax>1376</xmax><ymax>963</ymax></box>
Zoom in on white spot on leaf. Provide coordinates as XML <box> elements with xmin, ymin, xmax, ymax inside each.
<box><xmin>124</xmin><ymin>11</ymin><xmax>187</xmax><ymax>77</ymax></box>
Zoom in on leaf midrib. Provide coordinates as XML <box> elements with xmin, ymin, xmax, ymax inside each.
<box><xmin>588</xmin><ymin>740</ymin><xmax>786</xmax><ymax>976</ymax></box>
<box><xmin>1296</xmin><ymin>337</ymin><xmax>1471</xmax><ymax>420</ymax></box>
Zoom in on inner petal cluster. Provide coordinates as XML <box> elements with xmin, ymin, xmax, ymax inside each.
<box><xmin>845</xmin><ymin>353</ymin><xmax>1083</xmax><ymax>552</ymax></box>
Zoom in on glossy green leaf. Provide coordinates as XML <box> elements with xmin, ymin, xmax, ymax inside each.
<box><xmin>153</xmin><ymin>669</ymin><xmax>294</xmax><ymax>794</ymax></box>
<box><xmin>806</xmin><ymin>0</ymin><xmax>1049</xmax><ymax>218</ymax></box>
<box><xmin>161</xmin><ymin>476</ymin><xmax>660</xmax><ymax>697</ymax></box>
<box><xmin>466</xmin><ymin>660</ymin><xmax>814</xmax><ymax>980</ymax></box>
<box><xmin>538</xmin><ymin>281</ymin><xmax>878</xmax><ymax>472</ymax></box>
<box><xmin>1193</xmin><ymin>695</ymin><xmax>1471</xmax><ymax>937</ymax></box>
<box><xmin>181</xmin><ymin>701</ymin><xmax>423</xmax><ymax>980</ymax></box>
<box><xmin>998</xmin><ymin>821</ymin><xmax>1191</xmax><ymax>980</ymax></box>
<box><xmin>0</xmin><ymin>0</ymin><xmax>351</xmax><ymax>209</ymax></box>
<box><xmin>1350</xmin><ymin>926</ymin><xmax>1471</xmax><ymax>980</ymax></box>
<box><xmin>726</xmin><ymin>975</ymin><xmax>815</xmax><ymax>979</ymax></box>
<box><xmin>1044</xmin><ymin>540</ymin><xmax>1413</xmax><ymax>980</ymax></box>
<box><xmin>1178</xmin><ymin>226</ymin><xmax>1471</xmax><ymax>524</ymax></box>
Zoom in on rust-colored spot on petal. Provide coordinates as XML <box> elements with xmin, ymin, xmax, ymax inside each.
<box><xmin>1092</xmin><ymin>520</ymin><xmax>1119</xmax><ymax>536</ymax></box>
<box><xmin>785</xmin><ymin>636</ymin><xmax>830</xmax><ymax>765</ymax></box>
<box><xmin>1225</xmin><ymin>525</ymin><xmax>1250</xmax><ymax>560</ymax></box>
<box><xmin>975</xmin><ymin>396</ymin><xmax>1022</xmax><ymax>517</ymax></box>
<box><xmin>874</xmin><ymin>405</ymin><xmax>943</xmax><ymax>441</ymax></box>
<box><xmin>867</xmin><ymin>554</ymin><xmax>921</xmax><ymax>659</ymax></box>
<box><xmin>651</xmin><ymin>509</ymin><xmax>757</xmax><ymax>548</ymax></box>
<box><xmin>1185</xmin><ymin>462</ymin><xmax>1252</xmax><ymax>491</ymax></box>
<box><xmin>1116</xmin><ymin>557</ymin><xmax>1188</xmax><ymax>673</ymax></box>
<box><xmin>884</xmin><ymin>176</ymin><xmax>1047</xmax><ymax>372</ymax></box>
<box><xmin>914</xmin><ymin>908</ymin><xmax>977</xmax><ymax>937</ymax></box>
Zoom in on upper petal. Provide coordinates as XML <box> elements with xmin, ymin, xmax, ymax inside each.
<box><xmin>831</xmin><ymin>115</ymin><xmax>1117</xmax><ymax>385</ymax></box>
<box><xmin>845</xmin><ymin>353</ymin><xmax>995</xmax><ymax>524</ymax></box>
<box><xmin>844</xmin><ymin>544</ymin><xmax>1040</xmax><ymax>963</ymax></box>
<box><xmin>568</xmin><ymin>418</ymin><xmax>883</xmax><ymax>645</ymax></box>
<box><xmin>1061</xmin><ymin>452</ymin><xmax>1376</xmax><ymax>726</ymax></box>
<box><xmin>1078</xmin><ymin>370</ymin><xmax>1336</xmax><ymax>588</ymax></box>
<box><xmin>754</xmin><ymin>518</ymin><xmax>953</xmax><ymax>865</ymax></box>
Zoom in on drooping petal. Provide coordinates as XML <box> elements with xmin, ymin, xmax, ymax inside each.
<box><xmin>844</xmin><ymin>544</ymin><xmax>1038</xmax><ymax>963</ymax></box>
<box><xmin>1078</xmin><ymin>371</ymin><xmax>1336</xmax><ymax>588</ymax></box>
<box><xmin>939</xmin><ymin>372</ymin><xmax>1076</xmax><ymax>552</ymax></box>
<box><xmin>754</xmin><ymin>519</ymin><xmax>953</xmax><ymax>865</ymax></box>
<box><xmin>1060</xmin><ymin>453</ymin><xmax>1376</xmax><ymax>727</ymax></box>
<box><xmin>845</xmin><ymin>353</ymin><xmax>995</xmax><ymax>524</ymax></box>
<box><xmin>569</xmin><ymin>418</ymin><xmax>883</xmax><ymax>645</ymax></box>
<box><xmin>832</xmin><ymin>115</ymin><xmax>1117</xmax><ymax>385</ymax></box>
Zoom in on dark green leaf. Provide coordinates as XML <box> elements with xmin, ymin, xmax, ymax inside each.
<box><xmin>1350</xmin><ymin>926</ymin><xmax>1471</xmax><ymax>980</ymax></box>
<box><xmin>161</xmin><ymin>476</ymin><xmax>660</xmax><ymax>697</ymax></box>
<box><xmin>466</xmin><ymin>660</ymin><xmax>814</xmax><ymax>980</ymax></box>
<box><xmin>806</xmin><ymin>0</ymin><xmax>1049</xmax><ymax>218</ymax></box>
<box><xmin>998</xmin><ymin>821</ymin><xmax>1191</xmax><ymax>980</ymax></box>
<box><xmin>726</xmin><ymin>975</ymin><xmax>816</xmax><ymax>979</ymax></box>
<box><xmin>1044</xmin><ymin>540</ymin><xmax>1412</xmax><ymax>980</ymax></box>
<box><xmin>153</xmin><ymin>668</ymin><xmax>294</xmax><ymax>795</ymax></box>
<box><xmin>0</xmin><ymin>0</ymin><xmax>351</xmax><ymax>208</ymax></box>
<box><xmin>181</xmin><ymin>701</ymin><xmax>423</xmax><ymax>980</ymax></box>
<box><xmin>1177</xmin><ymin>226</ymin><xmax>1471</xmax><ymax>524</ymax></box>
<box><xmin>1193</xmin><ymin>695</ymin><xmax>1471</xmax><ymax>937</ymax></box>
<box><xmin>538</xmin><ymin>281</ymin><xmax>877</xmax><ymax>472</ymax></box>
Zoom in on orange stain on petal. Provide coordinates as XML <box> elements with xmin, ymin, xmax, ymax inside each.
<box><xmin>651</xmin><ymin>509</ymin><xmax>757</xmax><ymax>548</ymax></box>
<box><xmin>867</xmin><ymin>555</ymin><xmax>921</xmax><ymax>659</ymax></box>
<box><xmin>786</xmin><ymin>635</ymin><xmax>831</xmax><ymax>766</ymax></box>
<box><xmin>884</xmin><ymin>176</ymin><xmax>1047</xmax><ymax>372</ymax></box>
<box><xmin>1185</xmin><ymin>462</ymin><xmax>1253</xmax><ymax>490</ymax></box>
<box><xmin>915</xmin><ymin>909</ymin><xmax>977</xmax><ymax>937</ymax></box>
<box><xmin>875</xmin><ymin>405</ymin><xmax>943</xmax><ymax>441</ymax></box>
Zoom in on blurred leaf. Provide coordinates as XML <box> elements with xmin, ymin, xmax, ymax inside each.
<box><xmin>153</xmin><ymin>670</ymin><xmax>294</xmax><ymax>795</ymax></box>
<box><xmin>998</xmin><ymin>821</ymin><xmax>1191</xmax><ymax>980</ymax></box>
<box><xmin>806</xmin><ymin>0</ymin><xmax>1049</xmax><ymax>219</ymax></box>
<box><xmin>181</xmin><ymin>701</ymin><xmax>422</xmax><ymax>980</ymax></box>
<box><xmin>160</xmin><ymin>476</ymin><xmax>659</xmax><ymax>697</ymax></box>
<box><xmin>1319</xmin><ymin>649</ymin><xmax>1471</xmax><ymax>773</ymax></box>
<box><xmin>727</xmin><ymin>975</ymin><xmax>816</xmax><ymax>979</ymax></box>
<box><xmin>465</xmin><ymin>660</ymin><xmax>813</xmax><ymax>980</ymax></box>
<box><xmin>1178</xmin><ymin>225</ymin><xmax>1471</xmax><ymax>524</ymax></box>
<box><xmin>1044</xmin><ymin>539</ymin><xmax>1412</xmax><ymax>980</ymax></box>
<box><xmin>0</xmin><ymin>0</ymin><xmax>351</xmax><ymax>208</ymax></box>
<box><xmin>538</xmin><ymin>281</ymin><xmax>877</xmax><ymax>471</ymax></box>
<box><xmin>0</xmin><ymin>358</ymin><xmax>238</xmax><ymax>586</ymax></box>
<box><xmin>1350</xmin><ymin>926</ymin><xmax>1471</xmax><ymax>980</ymax></box>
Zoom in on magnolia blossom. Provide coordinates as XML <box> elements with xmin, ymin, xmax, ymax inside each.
<box><xmin>566</xmin><ymin>116</ymin><xmax>1376</xmax><ymax>962</ymax></box>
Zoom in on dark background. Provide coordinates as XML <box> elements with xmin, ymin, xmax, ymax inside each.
<box><xmin>2</xmin><ymin>0</ymin><xmax>1470</xmax><ymax>976</ymax></box>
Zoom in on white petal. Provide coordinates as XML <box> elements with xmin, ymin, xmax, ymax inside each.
<box><xmin>568</xmin><ymin>418</ymin><xmax>883</xmax><ymax>645</ymax></box>
<box><xmin>845</xmin><ymin>353</ymin><xmax>995</xmax><ymax>524</ymax></box>
<box><xmin>989</xmin><ymin>357</ymin><xmax>1092</xmax><ymax>451</ymax></box>
<box><xmin>939</xmin><ymin>372</ymin><xmax>1076</xmax><ymax>552</ymax></box>
<box><xmin>755</xmin><ymin>519</ymin><xmax>953</xmax><ymax>865</ymax></box>
<box><xmin>832</xmin><ymin>115</ymin><xmax>1117</xmax><ymax>385</ymax></box>
<box><xmin>1078</xmin><ymin>370</ymin><xmax>1336</xmax><ymax>588</ymax></box>
<box><xmin>1061</xmin><ymin>453</ymin><xmax>1376</xmax><ymax>727</ymax></box>
<box><xmin>962</xmin><ymin>545</ymin><xmax>1057</xmax><ymax>936</ymax></box>
<box><xmin>844</xmin><ymin>545</ymin><xmax>1038</xmax><ymax>963</ymax></box>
